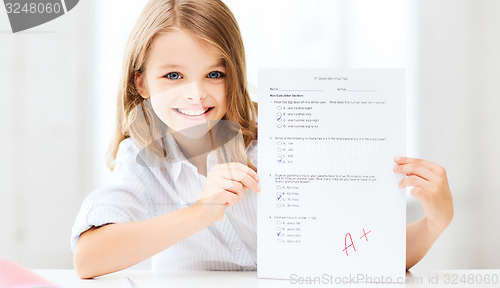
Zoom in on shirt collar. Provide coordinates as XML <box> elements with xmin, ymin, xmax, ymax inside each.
<box><xmin>136</xmin><ymin>130</ymin><xmax>238</xmax><ymax>182</ymax></box>
<box><xmin>163</xmin><ymin>132</ymin><xmax>188</xmax><ymax>181</ymax></box>
<box><xmin>163</xmin><ymin>132</ymin><xmax>220</xmax><ymax>182</ymax></box>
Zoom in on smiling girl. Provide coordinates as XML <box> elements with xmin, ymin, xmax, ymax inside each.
<box><xmin>71</xmin><ymin>0</ymin><xmax>453</xmax><ymax>279</ymax></box>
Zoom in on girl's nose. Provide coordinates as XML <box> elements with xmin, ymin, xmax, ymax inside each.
<box><xmin>186</xmin><ymin>82</ymin><xmax>207</xmax><ymax>102</ymax></box>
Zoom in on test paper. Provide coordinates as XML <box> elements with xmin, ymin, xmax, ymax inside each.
<box><xmin>257</xmin><ymin>68</ymin><xmax>406</xmax><ymax>281</ymax></box>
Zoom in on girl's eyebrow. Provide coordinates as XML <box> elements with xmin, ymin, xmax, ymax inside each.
<box><xmin>155</xmin><ymin>62</ymin><xmax>225</xmax><ymax>70</ymax></box>
<box><xmin>156</xmin><ymin>64</ymin><xmax>184</xmax><ymax>69</ymax></box>
<box><xmin>210</xmin><ymin>59</ymin><xmax>226</xmax><ymax>69</ymax></box>
<box><xmin>209</xmin><ymin>63</ymin><xmax>225</xmax><ymax>70</ymax></box>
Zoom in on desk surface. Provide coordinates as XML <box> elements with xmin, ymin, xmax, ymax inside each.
<box><xmin>34</xmin><ymin>269</ymin><xmax>500</xmax><ymax>288</ymax></box>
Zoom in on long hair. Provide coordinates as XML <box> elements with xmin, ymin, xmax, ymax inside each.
<box><xmin>107</xmin><ymin>0</ymin><xmax>257</xmax><ymax>170</ymax></box>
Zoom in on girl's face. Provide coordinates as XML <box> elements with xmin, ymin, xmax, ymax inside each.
<box><xmin>136</xmin><ymin>29</ymin><xmax>227</xmax><ymax>136</ymax></box>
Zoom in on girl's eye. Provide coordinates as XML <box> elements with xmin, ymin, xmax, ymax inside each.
<box><xmin>207</xmin><ymin>71</ymin><xmax>225</xmax><ymax>79</ymax></box>
<box><xmin>165</xmin><ymin>72</ymin><xmax>183</xmax><ymax>80</ymax></box>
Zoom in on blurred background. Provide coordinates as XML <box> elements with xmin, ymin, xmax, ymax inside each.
<box><xmin>0</xmin><ymin>0</ymin><xmax>498</xmax><ymax>269</ymax></box>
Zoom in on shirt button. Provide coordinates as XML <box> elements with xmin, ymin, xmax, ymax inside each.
<box><xmin>234</xmin><ymin>243</ymin><xmax>242</xmax><ymax>250</ymax></box>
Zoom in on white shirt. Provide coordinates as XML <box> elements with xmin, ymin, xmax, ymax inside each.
<box><xmin>71</xmin><ymin>132</ymin><xmax>258</xmax><ymax>271</ymax></box>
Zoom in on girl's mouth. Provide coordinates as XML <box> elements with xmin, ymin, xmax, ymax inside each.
<box><xmin>172</xmin><ymin>107</ymin><xmax>214</xmax><ymax>119</ymax></box>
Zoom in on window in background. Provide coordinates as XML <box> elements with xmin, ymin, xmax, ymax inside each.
<box><xmin>92</xmin><ymin>0</ymin><xmax>149</xmax><ymax>187</ymax></box>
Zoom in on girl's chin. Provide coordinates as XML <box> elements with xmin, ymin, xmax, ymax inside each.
<box><xmin>172</xmin><ymin>123</ymin><xmax>210</xmax><ymax>139</ymax></box>
<box><xmin>169</xmin><ymin>121</ymin><xmax>214</xmax><ymax>139</ymax></box>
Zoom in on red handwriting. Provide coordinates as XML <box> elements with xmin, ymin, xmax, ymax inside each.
<box><xmin>360</xmin><ymin>228</ymin><xmax>371</xmax><ymax>241</ymax></box>
<box><xmin>342</xmin><ymin>233</ymin><xmax>356</xmax><ymax>256</ymax></box>
<box><xmin>343</xmin><ymin>228</ymin><xmax>372</xmax><ymax>256</ymax></box>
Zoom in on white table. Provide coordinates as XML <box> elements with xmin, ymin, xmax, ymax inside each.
<box><xmin>35</xmin><ymin>269</ymin><xmax>500</xmax><ymax>287</ymax></box>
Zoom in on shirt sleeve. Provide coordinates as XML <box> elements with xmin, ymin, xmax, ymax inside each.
<box><xmin>70</xmin><ymin>139</ymin><xmax>153</xmax><ymax>252</ymax></box>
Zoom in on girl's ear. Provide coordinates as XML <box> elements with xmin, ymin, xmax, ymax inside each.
<box><xmin>134</xmin><ymin>71</ymin><xmax>150</xmax><ymax>99</ymax></box>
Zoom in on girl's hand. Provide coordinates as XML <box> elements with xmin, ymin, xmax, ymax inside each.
<box><xmin>394</xmin><ymin>156</ymin><xmax>454</xmax><ymax>232</ymax></box>
<box><xmin>195</xmin><ymin>162</ymin><xmax>260</xmax><ymax>222</ymax></box>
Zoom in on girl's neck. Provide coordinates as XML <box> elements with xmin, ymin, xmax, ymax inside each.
<box><xmin>171</xmin><ymin>128</ymin><xmax>214</xmax><ymax>176</ymax></box>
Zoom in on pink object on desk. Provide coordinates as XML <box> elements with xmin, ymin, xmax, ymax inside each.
<box><xmin>0</xmin><ymin>260</ymin><xmax>59</xmax><ymax>288</ymax></box>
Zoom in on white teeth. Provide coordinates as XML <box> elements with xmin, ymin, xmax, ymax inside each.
<box><xmin>177</xmin><ymin>108</ymin><xmax>210</xmax><ymax>116</ymax></box>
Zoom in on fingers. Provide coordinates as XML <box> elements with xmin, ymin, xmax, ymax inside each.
<box><xmin>207</xmin><ymin>189</ymin><xmax>239</xmax><ymax>207</ymax></box>
<box><xmin>398</xmin><ymin>175</ymin><xmax>432</xmax><ymax>191</ymax></box>
<box><xmin>394</xmin><ymin>156</ymin><xmax>447</xmax><ymax>183</ymax></box>
<box><xmin>394</xmin><ymin>156</ymin><xmax>454</xmax><ymax>230</ymax></box>
<box><xmin>393</xmin><ymin>162</ymin><xmax>439</xmax><ymax>182</ymax></box>
<box><xmin>220</xmin><ymin>190</ymin><xmax>239</xmax><ymax>207</ymax></box>
<box><xmin>223</xmin><ymin>162</ymin><xmax>260</xmax><ymax>183</ymax></box>
<box><xmin>408</xmin><ymin>186</ymin><xmax>426</xmax><ymax>200</ymax></box>
<box><xmin>220</xmin><ymin>179</ymin><xmax>244</xmax><ymax>203</ymax></box>
<box><xmin>211</xmin><ymin>162</ymin><xmax>261</xmax><ymax>192</ymax></box>
<box><xmin>202</xmin><ymin>162</ymin><xmax>261</xmax><ymax>209</ymax></box>
<box><xmin>394</xmin><ymin>156</ymin><xmax>449</xmax><ymax>200</ymax></box>
<box><xmin>394</xmin><ymin>156</ymin><xmax>446</xmax><ymax>176</ymax></box>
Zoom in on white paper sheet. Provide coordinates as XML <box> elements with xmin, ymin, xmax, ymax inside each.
<box><xmin>257</xmin><ymin>69</ymin><xmax>406</xmax><ymax>282</ymax></box>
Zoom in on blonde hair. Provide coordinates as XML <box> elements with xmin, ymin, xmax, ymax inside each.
<box><xmin>107</xmin><ymin>0</ymin><xmax>257</xmax><ymax>170</ymax></box>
